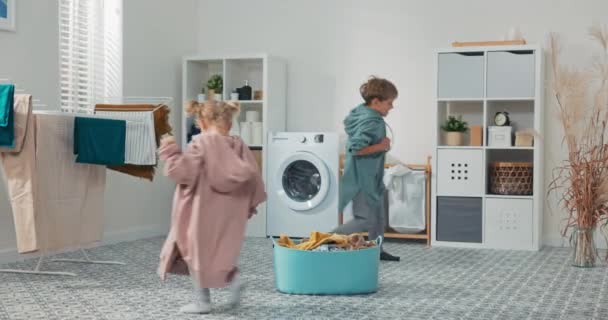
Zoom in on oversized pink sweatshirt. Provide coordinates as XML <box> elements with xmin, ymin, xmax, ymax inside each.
<box><xmin>157</xmin><ymin>133</ymin><xmax>266</xmax><ymax>288</ymax></box>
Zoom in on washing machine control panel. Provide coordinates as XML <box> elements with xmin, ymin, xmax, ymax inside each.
<box><xmin>299</xmin><ymin>135</ymin><xmax>324</xmax><ymax>143</ymax></box>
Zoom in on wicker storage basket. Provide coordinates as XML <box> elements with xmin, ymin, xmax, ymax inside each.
<box><xmin>489</xmin><ymin>162</ymin><xmax>533</xmax><ymax>195</ymax></box>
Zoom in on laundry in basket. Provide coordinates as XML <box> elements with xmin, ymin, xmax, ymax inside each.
<box><xmin>383</xmin><ymin>165</ymin><xmax>426</xmax><ymax>233</ymax></box>
<box><xmin>272</xmin><ymin>235</ymin><xmax>382</xmax><ymax>295</ymax></box>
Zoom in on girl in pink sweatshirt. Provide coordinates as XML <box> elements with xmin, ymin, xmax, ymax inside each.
<box><xmin>158</xmin><ymin>100</ymin><xmax>266</xmax><ymax>314</ymax></box>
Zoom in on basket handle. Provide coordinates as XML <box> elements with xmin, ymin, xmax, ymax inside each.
<box><xmin>375</xmin><ymin>236</ymin><xmax>383</xmax><ymax>247</ymax></box>
<box><xmin>269</xmin><ymin>236</ymin><xmax>278</xmax><ymax>247</ymax></box>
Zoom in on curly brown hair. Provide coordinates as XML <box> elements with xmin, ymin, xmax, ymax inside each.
<box><xmin>185</xmin><ymin>100</ymin><xmax>240</xmax><ymax>128</ymax></box>
<box><xmin>360</xmin><ymin>76</ymin><xmax>398</xmax><ymax>104</ymax></box>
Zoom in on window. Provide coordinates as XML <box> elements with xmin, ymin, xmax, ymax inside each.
<box><xmin>59</xmin><ymin>0</ymin><xmax>122</xmax><ymax>113</ymax></box>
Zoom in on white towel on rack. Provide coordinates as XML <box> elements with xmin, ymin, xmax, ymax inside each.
<box><xmin>124</xmin><ymin>120</ymin><xmax>156</xmax><ymax>165</ymax></box>
<box><xmin>96</xmin><ymin>111</ymin><xmax>157</xmax><ymax>165</ymax></box>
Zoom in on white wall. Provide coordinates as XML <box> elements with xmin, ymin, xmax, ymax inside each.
<box><xmin>0</xmin><ymin>0</ymin><xmax>198</xmax><ymax>262</ymax></box>
<box><xmin>196</xmin><ymin>0</ymin><xmax>608</xmax><ymax>247</ymax></box>
<box><xmin>109</xmin><ymin>0</ymin><xmax>198</xmax><ymax>240</ymax></box>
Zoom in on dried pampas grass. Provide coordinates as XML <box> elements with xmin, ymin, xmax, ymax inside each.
<box><xmin>548</xmin><ymin>25</ymin><xmax>608</xmax><ymax>266</ymax></box>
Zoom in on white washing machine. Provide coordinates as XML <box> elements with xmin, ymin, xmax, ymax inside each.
<box><xmin>266</xmin><ymin>132</ymin><xmax>339</xmax><ymax>237</ymax></box>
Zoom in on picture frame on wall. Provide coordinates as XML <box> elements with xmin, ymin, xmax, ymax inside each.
<box><xmin>0</xmin><ymin>0</ymin><xmax>16</xmax><ymax>32</ymax></box>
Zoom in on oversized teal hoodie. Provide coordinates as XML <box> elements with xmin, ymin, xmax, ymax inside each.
<box><xmin>339</xmin><ymin>104</ymin><xmax>386</xmax><ymax>212</ymax></box>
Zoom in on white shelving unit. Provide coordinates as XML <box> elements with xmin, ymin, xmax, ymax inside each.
<box><xmin>182</xmin><ymin>54</ymin><xmax>287</xmax><ymax>237</ymax></box>
<box><xmin>431</xmin><ymin>45</ymin><xmax>544</xmax><ymax>250</ymax></box>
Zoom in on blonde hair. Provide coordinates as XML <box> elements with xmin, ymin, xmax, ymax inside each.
<box><xmin>185</xmin><ymin>100</ymin><xmax>240</xmax><ymax>128</ymax></box>
<box><xmin>360</xmin><ymin>76</ymin><xmax>398</xmax><ymax>104</ymax></box>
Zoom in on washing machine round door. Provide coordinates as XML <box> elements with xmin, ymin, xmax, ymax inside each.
<box><xmin>276</xmin><ymin>152</ymin><xmax>330</xmax><ymax>211</ymax></box>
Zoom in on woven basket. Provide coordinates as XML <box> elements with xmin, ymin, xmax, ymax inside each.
<box><xmin>489</xmin><ymin>162</ymin><xmax>533</xmax><ymax>195</ymax></box>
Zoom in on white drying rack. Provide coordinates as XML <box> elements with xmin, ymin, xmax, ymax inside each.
<box><xmin>45</xmin><ymin>96</ymin><xmax>174</xmax><ymax>268</ymax></box>
<box><xmin>97</xmin><ymin>96</ymin><xmax>173</xmax><ymax>105</ymax></box>
<box><xmin>0</xmin><ymin>78</ymin><xmax>129</xmax><ymax>276</ymax></box>
<box><xmin>60</xmin><ymin>95</ymin><xmax>173</xmax><ymax>114</ymax></box>
<box><xmin>27</xmin><ymin>112</ymin><xmax>128</xmax><ymax>269</ymax></box>
<box><xmin>92</xmin><ymin>96</ymin><xmax>173</xmax><ymax>119</ymax></box>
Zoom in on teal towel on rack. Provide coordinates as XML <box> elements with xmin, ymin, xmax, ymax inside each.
<box><xmin>74</xmin><ymin>117</ymin><xmax>126</xmax><ymax>165</ymax></box>
<box><xmin>0</xmin><ymin>84</ymin><xmax>15</xmax><ymax>147</ymax></box>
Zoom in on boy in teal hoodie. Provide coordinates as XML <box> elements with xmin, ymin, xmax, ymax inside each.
<box><xmin>334</xmin><ymin>76</ymin><xmax>400</xmax><ymax>261</ymax></box>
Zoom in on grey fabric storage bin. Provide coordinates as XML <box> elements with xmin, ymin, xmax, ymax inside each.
<box><xmin>438</xmin><ymin>52</ymin><xmax>484</xmax><ymax>99</ymax></box>
<box><xmin>437</xmin><ymin>196</ymin><xmax>482</xmax><ymax>243</ymax></box>
<box><xmin>487</xmin><ymin>50</ymin><xmax>535</xmax><ymax>98</ymax></box>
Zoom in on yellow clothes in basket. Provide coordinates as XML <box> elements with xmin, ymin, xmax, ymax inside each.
<box><xmin>278</xmin><ymin>231</ymin><xmax>375</xmax><ymax>251</ymax></box>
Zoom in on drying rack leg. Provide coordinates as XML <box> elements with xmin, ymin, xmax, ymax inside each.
<box><xmin>0</xmin><ymin>256</ymin><xmax>77</xmax><ymax>277</ymax></box>
<box><xmin>48</xmin><ymin>249</ymin><xmax>126</xmax><ymax>265</ymax></box>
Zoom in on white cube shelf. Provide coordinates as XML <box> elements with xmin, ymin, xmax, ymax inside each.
<box><xmin>182</xmin><ymin>54</ymin><xmax>287</xmax><ymax>238</ymax></box>
<box><xmin>432</xmin><ymin>45</ymin><xmax>543</xmax><ymax>251</ymax></box>
<box><xmin>437</xmin><ymin>149</ymin><xmax>484</xmax><ymax>196</ymax></box>
<box><xmin>485</xmin><ymin>198</ymin><xmax>533</xmax><ymax>250</ymax></box>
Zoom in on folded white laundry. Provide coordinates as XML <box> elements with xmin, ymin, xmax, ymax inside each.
<box><xmin>251</xmin><ymin>122</ymin><xmax>263</xmax><ymax>145</ymax></box>
<box><xmin>245</xmin><ymin>111</ymin><xmax>260</xmax><ymax>122</ymax></box>
<box><xmin>240</xmin><ymin>122</ymin><xmax>252</xmax><ymax>144</ymax></box>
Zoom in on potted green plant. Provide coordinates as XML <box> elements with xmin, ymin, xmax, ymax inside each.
<box><xmin>207</xmin><ymin>74</ymin><xmax>223</xmax><ymax>101</ymax></box>
<box><xmin>441</xmin><ymin>115</ymin><xmax>468</xmax><ymax>146</ymax></box>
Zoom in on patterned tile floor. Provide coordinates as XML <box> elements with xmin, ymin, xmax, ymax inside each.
<box><xmin>0</xmin><ymin>237</ymin><xmax>607</xmax><ymax>320</ymax></box>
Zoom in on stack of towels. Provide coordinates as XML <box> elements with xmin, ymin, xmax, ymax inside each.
<box><xmin>240</xmin><ymin>110</ymin><xmax>262</xmax><ymax>145</ymax></box>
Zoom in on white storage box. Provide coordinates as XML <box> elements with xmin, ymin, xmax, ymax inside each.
<box><xmin>437</xmin><ymin>149</ymin><xmax>484</xmax><ymax>196</ymax></box>
<box><xmin>487</xmin><ymin>50</ymin><xmax>536</xmax><ymax>98</ymax></box>
<box><xmin>488</xmin><ymin>126</ymin><xmax>512</xmax><ymax>147</ymax></box>
<box><xmin>437</xmin><ymin>52</ymin><xmax>484</xmax><ymax>99</ymax></box>
<box><xmin>485</xmin><ymin>198</ymin><xmax>533</xmax><ymax>250</ymax></box>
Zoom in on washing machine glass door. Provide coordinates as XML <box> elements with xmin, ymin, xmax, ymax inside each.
<box><xmin>277</xmin><ymin>152</ymin><xmax>330</xmax><ymax>211</ymax></box>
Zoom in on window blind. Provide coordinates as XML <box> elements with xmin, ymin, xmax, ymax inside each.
<box><xmin>59</xmin><ymin>0</ymin><xmax>122</xmax><ymax>113</ymax></box>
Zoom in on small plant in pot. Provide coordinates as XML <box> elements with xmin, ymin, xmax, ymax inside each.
<box><xmin>207</xmin><ymin>74</ymin><xmax>223</xmax><ymax>101</ymax></box>
<box><xmin>441</xmin><ymin>115</ymin><xmax>468</xmax><ymax>146</ymax></box>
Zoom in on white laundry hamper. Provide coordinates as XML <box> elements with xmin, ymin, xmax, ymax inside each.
<box><xmin>383</xmin><ymin>166</ymin><xmax>427</xmax><ymax>233</ymax></box>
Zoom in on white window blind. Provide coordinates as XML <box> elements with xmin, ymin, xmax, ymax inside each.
<box><xmin>59</xmin><ymin>0</ymin><xmax>122</xmax><ymax>113</ymax></box>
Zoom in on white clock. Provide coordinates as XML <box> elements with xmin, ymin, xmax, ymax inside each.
<box><xmin>494</xmin><ymin>112</ymin><xmax>510</xmax><ymax>126</ymax></box>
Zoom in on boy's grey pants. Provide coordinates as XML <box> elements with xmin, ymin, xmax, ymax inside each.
<box><xmin>333</xmin><ymin>191</ymin><xmax>388</xmax><ymax>243</ymax></box>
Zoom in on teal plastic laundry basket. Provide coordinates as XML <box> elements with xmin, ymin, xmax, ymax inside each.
<box><xmin>272</xmin><ymin>237</ymin><xmax>382</xmax><ymax>295</ymax></box>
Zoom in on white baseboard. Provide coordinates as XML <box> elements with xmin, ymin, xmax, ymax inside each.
<box><xmin>0</xmin><ymin>225</ymin><xmax>167</xmax><ymax>265</ymax></box>
<box><xmin>101</xmin><ymin>225</ymin><xmax>167</xmax><ymax>245</ymax></box>
<box><xmin>543</xmin><ymin>236</ymin><xmax>569</xmax><ymax>248</ymax></box>
<box><xmin>543</xmin><ymin>235</ymin><xmax>608</xmax><ymax>250</ymax></box>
